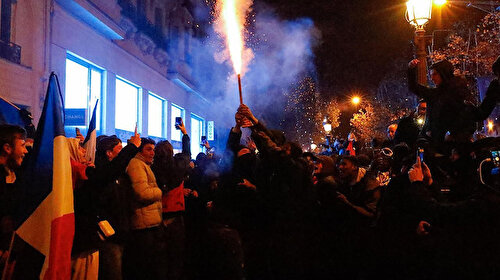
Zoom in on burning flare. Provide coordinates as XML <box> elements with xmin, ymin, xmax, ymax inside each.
<box><xmin>215</xmin><ymin>0</ymin><xmax>253</xmax><ymax>104</ymax></box>
<box><xmin>221</xmin><ymin>0</ymin><xmax>244</xmax><ymax>74</ymax></box>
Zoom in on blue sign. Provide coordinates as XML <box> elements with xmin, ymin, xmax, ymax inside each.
<box><xmin>64</xmin><ymin>108</ymin><xmax>86</xmax><ymax>126</ymax></box>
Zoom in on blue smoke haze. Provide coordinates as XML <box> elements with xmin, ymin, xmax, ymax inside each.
<box><xmin>191</xmin><ymin>3</ymin><xmax>320</xmax><ymax>135</ymax></box>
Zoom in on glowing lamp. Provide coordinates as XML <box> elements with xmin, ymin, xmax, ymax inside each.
<box><xmin>323</xmin><ymin>122</ymin><xmax>332</xmax><ymax>133</ymax></box>
<box><xmin>488</xmin><ymin>121</ymin><xmax>494</xmax><ymax>131</ymax></box>
<box><xmin>351</xmin><ymin>96</ymin><xmax>361</xmax><ymax>105</ymax></box>
<box><xmin>417</xmin><ymin>118</ymin><xmax>424</xmax><ymax>125</ymax></box>
<box><xmin>406</xmin><ymin>0</ymin><xmax>433</xmax><ymax>28</ymax></box>
<box><xmin>311</xmin><ymin>143</ymin><xmax>317</xmax><ymax>150</ymax></box>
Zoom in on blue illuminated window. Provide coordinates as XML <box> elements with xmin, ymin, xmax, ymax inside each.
<box><xmin>148</xmin><ymin>93</ymin><xmax>166</xmax><ymax>138</ymax></box>
<box><xmin>170</xmin><ymin>103</ymin><xmax>184</xmax><ymax>142</ymax></box>
<box><xmin>190</xmin><ymin>114</ymin><xmax>204</xmax><ymax>159</ymax></box>
<box><xmin>115</xmin><ymin>77</ymin><xmax>141</xmax><ymax>132</ymax></box>
<box><xmin>64</xmin><ymin>54</ymin><xmax>103</xmax><ymax>133</ymax></box>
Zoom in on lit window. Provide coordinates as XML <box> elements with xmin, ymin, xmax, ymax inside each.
<box><xmin>148</xmin><ymin>93</ymin><xmax>166</xmax><ymax>138</ymax></box>
<box><xmin>190</xmin><ymin>114</ymin><xmax>204</xmax><ymax>159</ymax></box>
<box><xmin>170</xmin><ymin>103</ymin><xmax>184</xmax><ymax>141</ymax></box>
<box><xmin>115</xmin><ymin>77</ymin><xmax>141</xmax><ymax>132</ymax></box>
<box><xmin>64</xmin><ymin>55</ymin><xmax>103</xmax><ymax>132</ymax></box>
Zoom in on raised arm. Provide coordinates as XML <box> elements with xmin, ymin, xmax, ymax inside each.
<box><xmin>177</xmin><ymin>119</ymin><xmax>191</xmax><ymax>157</ymax></box>
<box><xmin>470</xmin><ymin>79</ymin><xmax>500</xmax><ymax>121</ymax></box>
<box><xmin>408</xmin><ymin>59</ymin><xmax>434</xmax><ymax>101</ymax></box>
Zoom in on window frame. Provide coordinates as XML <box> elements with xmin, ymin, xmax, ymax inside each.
<box><xmin>115</xmin><ymin>76</ymin><xmax>142</xmax><ymax>133</ymax></box>
<box><xmin>190</xmin><ymin>113</ymin><xmax>205</xmax><ymax>158</ymax></box>
<box><xmin>64</xmin><ymin>52</ymin><xmax>105</xmax><ymax>132</ymax></box>
<box><xmin>147</xmin><ymin>92</ymin><xmax>167</xmax><ymax>138</ymax></box>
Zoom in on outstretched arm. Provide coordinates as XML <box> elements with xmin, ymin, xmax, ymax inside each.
<box><xmin>471</xmin><ymin>79</ymin><xmax>500</xmax><ymax>121</ymax></box>
<box><xmin>408</xmin><ymin>59</ymin><xmax>434</xmax><ymax>101</ymax></box>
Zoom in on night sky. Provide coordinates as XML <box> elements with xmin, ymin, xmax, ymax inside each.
<box><xmin>260</xmin><ymin>0</ymin><xmax>484</xmax><ymax>97</ymax></box>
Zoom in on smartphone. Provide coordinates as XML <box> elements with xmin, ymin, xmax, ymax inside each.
<box><xmin>492</xmin><ymin>150</ymin><xmax>500</xmax><ymax>167</ymax></box>
<box><xmin>417</xmin><ymin>147</ymin><xmax>424</xmax><ymax>163</ymax></box>
<box><xmin>175</xmin><ymin>117</ymin><xmax>182</xmax><ymax>129</ymax></box>
<box><xmin>201</xmin><ymin>136</ymin><xmax>207</xmax><ymax>144</ymax></box>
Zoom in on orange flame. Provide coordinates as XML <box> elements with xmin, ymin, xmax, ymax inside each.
<box><xmin>221</xmin><ymin>0</ymin><xmax>244</xmax><ymax>74</ymax></box>
<box><xmin>215</xmin><ymin>0</ymin><xmax>253</xmax><ymax>76</ymax></box>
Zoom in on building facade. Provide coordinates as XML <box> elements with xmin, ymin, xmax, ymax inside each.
<box><xmin>0</xmin><ymin>0</ymin><xmax>228</xmax><ymax>155</ymax></box>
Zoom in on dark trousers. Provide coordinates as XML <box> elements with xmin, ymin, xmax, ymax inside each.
<box><xmin>98</xmin><ymin>241</ymin><xmax>124</xmax><ymax>280</ymax></box>
<box><xmin>123</xmin><ymin>226</ymin><xmax>167</xmax><ymax>280</ymax></box>
<box><xmin>164</xmin><ymin>216</ymin><xmax>185</xmax><ymax>280</ymax></box>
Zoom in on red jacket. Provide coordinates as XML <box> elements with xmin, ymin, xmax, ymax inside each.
<box><xmin>162</xmin><ymin>181</ymin><xmax>185</xmax><ymax>214</ymax></box>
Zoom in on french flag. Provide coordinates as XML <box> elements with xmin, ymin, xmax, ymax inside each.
<box><xmin>83</xmin><ymin>100</ymin><xmax>98</xmax><ymax>164</ymax></box>
<box><xmin>4</xmin><ymin>73</ymin><xmax>74</xmax><ymax>279</ymax></box>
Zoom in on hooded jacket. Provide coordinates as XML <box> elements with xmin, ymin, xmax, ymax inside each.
<box><xmin>152</xmin><ymin>134</ymin><xmax>191</xmax><ymax>215</ymax></box>
<box><xmin>127</xmin><ymin>153</ymin><xmax>163</xmax><ymax>229</ymax></box>
<box><xmin>408</xmin><ymin>61</ymin><xmax>474</xmax><ymax>146</ymax></box>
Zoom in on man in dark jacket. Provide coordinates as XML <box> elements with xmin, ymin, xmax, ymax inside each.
<box><xmin>0</xmin><ymin>125</ymin><xmax>28</xmax><ymax>270</ymax></box>
<box><xmin>394</xmin><ymin>100</ymin><xmax>427</xmax><ymax>148</ymax></box>
<box><xmin>408</xmin><ymin>59</ymin><xmax>499</xmax><ymax>150</ymax></box>
<box><xmin>238</xmin><ymin>104</ymin><xmax>318</xmax><ymax>279</ymax></box>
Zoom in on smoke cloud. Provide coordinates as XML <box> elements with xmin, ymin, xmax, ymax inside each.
<box><xmin>190</xmin><ymin>1</ymin><xmax>321</xmax><ymax>139</ymax></box>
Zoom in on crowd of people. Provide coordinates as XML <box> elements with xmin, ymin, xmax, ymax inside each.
<box><xmin>0</xmin><ymin>57</ymin><xmax>499</xmax><ymax>280</ymax></box>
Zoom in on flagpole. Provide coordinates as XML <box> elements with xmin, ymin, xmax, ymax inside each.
<box><xmin>0</xmin><ymin>96</ymin><xmax>21</xmax><ymax>110</ymax></box>
<box><xmin>1</xmin><ymin>231</ymin><xmax>16</xmax><ymax>279</ymax></box>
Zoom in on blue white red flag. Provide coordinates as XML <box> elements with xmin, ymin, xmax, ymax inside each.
<box><xmin>5</xmin><ymin>73</ymin><xmax>74</xmax><ymax>280</ymax></box>
<box><xmin>83</xmin><ymin>100</ymin><xmax>98</xmax><ymax>163</ymax></box>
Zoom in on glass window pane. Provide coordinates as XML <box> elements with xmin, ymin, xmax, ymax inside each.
<box><xmin>65</xmin><ymin>59</ymin><xmax>89</xmax><ymax>109</ymax></box>
<box><xmin>170</xmin><ymin>105</ymin><xmax>183</xmax><ymax>141</ymax></box>
<box><xmin>115</xmin><ymin>78</ymin><xmax>139</xmax><ymax>132</ymax></box>
<box><xmin>190</xmin><ymin>116</ymin><xmax>203</xmax><ymax>159</ymax></box>
<box><xmin>148</xmin><ymin>94</ymin><xmax>163</xmax><ymax>137</ymax></box>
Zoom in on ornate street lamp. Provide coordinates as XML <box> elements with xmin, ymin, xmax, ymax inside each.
<box><xmin>406</xmin><ymin>0</ymin><xmax>433</xmax><ymax>84</ymax></box>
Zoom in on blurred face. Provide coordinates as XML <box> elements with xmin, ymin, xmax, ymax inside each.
<box><xmin>107</xmin><ymin>142</ymin><xmax>122</xmax><ymax>161</ymax></box>
<box><xmin>140</xmin><ymin>144</ymin><xmax>155</xmax><ymax>165</ymax></box>
<box><xmin>450</xmin><ymin>148</ymin><xmax>460</xmax><ymax>162</ymax></box>
<box><xmin>282</xmin><ymin>143</ymin><xmax>292</xmax><ymax>155</ymax></box>
<box><xmin>348</xmin><ymin>133</ymin><xmax>355</xmax><ymax>141</ymax></box>
<box><xmin>338</xmin><ymin>159</ymin><xmax>357</xmax><ymax>179</ymax></box>
<box><xmin>430</xmin><ymin>69</ymin><xmax>443</xmax><ymax>86</ymax></box>
<box><xmin>387</xmin><ymin>125</ymin><xmax>397</xmax><ymax>140</ymax></box>
<box><xmin>417</xmin><ymin>102</ymin><xmax>427</xmax><ymax>117</ymax></box>
<box><xmin>3</xmin><ymin>136</ymin><xmax>28</xmax><ymax>168</ymax></box>
<box><xmin>303</xmin><ymin>156</ymin><xmax>315</xmax><ymax>174</ymax></box>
